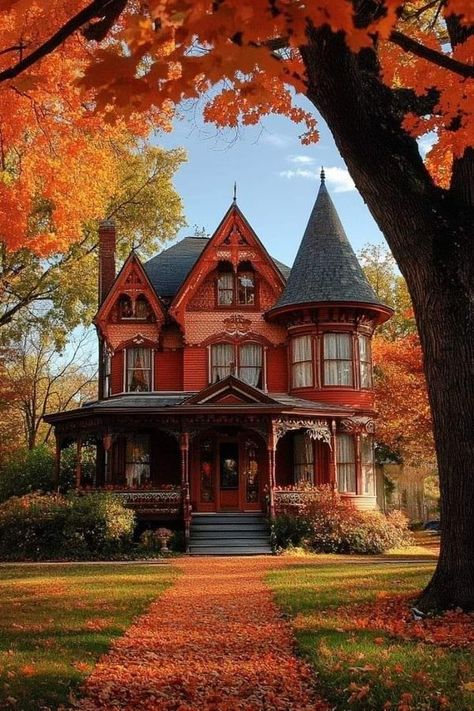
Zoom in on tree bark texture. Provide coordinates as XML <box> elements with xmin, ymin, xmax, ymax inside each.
<box><xmin>301</xmin><ymin>28</ymin><xmax>474</xmax><ymax>610</ymax></box>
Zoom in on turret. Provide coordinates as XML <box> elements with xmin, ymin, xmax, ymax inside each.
<box><xmin>266</xmin><ymin>170</ymin><xmax>392</xmax><ymax>408</ymax></box>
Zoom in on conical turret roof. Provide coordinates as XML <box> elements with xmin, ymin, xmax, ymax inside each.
<box><xmin>271</xmin><ymin>173</ymin><xmax>384</xmax><ymax>311</ymax></box>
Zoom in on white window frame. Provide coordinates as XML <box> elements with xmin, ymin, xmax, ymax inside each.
<box><xmin>323</xmin><ymin>333</ymin><xmax>354</xmax><ymax>386</ymax></box>
<box><xmin>291</xmin><ymin>335</ymin><xmax>313</xmax><ymax>388</ymax></box>
<box><xmin>124</xmin><ymin>347</ymin><xmax>153</xmax><ymax>393</ymax></box>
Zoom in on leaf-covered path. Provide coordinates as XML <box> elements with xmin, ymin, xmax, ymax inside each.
<box><xmin>73</xmin><ymin>557</ymin><xmax>329</xmax><ymax>710</ymax></box>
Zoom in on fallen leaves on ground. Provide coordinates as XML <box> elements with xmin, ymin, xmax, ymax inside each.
<box><xmin>72</xmin><ymin>557</ymin><xmax>330</xmax><ymax>711</ymax></box>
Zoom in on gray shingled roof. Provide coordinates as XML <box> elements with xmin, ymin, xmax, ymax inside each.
<box><xmin>143</xmin><ymin>235</ymin><xmax>290</xmax><ymax>299</ymax></box>
<box><xmin>272</xmin><ymin>180</ymin><xmax>384</xmax><ymax>310</ymax></box>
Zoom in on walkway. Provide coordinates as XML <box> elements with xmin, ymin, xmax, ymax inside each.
<box><xmin>73</xmin><ymin>557</ymin><xmax>329</xmax><ymax>710</ymax></box>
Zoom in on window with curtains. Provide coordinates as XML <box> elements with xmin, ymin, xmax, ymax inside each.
<box><xmin>125</xmin><ymin>435</ymin><xmax>151</xmax><ymax>488</ymax></box>
<box><xmin>336</xmin><ymin>434</ymin><xmax>356</xmax><ymax>493</ymax></box>
<box><xmin>293</xmin><ymin>433</ymin><xmax>314</xmax><ymax>484</ymax></box>
<box><xmin>217</xmin><ymin>271</ymin><xmax>234</xmax><ymax>305</ymax></box>
<box><xmin>239</xmin><ymin>343</ymin><xmax>263</xmax><ymax>387</ymax></box>
<box><xmin>211</xmin><ymin>343</ymin><xmax>234</xmax><ymax>382</ymax></box>
<box><xmin>103</xmin><ymin>351</ymin><xmax>111</xmax><ymax>398</ymax></box>
<box><xmin>323</xmin><ymin>333</ymin><xmax>353</xmax><ymax>386</ymax></box>
<box><xmin>237</xmin><ymin>271</ymin><xmax>255</xmax><ymax>304</ymax></box>
<box><xmin>126</xmin><ymin>348</ymin><xmax>152</xmax><ymax>392</ymax></box>
<box><xmin>359</xmin><ymin>335</ymin><xmax>372</xmax><ymax>388</ymax></box>
<box><xmin>291</xmin><ymin>335</ymin><xmax>313</xmax><ymax>388</ymax></box>
<box><xmin>361</xmin><ymin>435</ymin><xmax>375</xmax><ymax>495</ymax></box>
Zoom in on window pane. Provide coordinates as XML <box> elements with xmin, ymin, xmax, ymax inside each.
<box><xmin>294</xmin><ymin>433</ymin><xmax>314</xmax><ymax>485</ymax></box>
<box><xmin>125</xmin><ymin>435</ymin><xmax>150</xmax><ymax>487</ymax></box>
<box><xmin>336</xmin><ymin>434</ymin><xmax>356</xmax><ymax>492</ymax></box>
<box><xmin>291</xmin><ymin>335</ymin><xmax>313</xmax><ymax>388</ymax></box>
<box><xmin>362</xmin><ymin>435</ymin><xmax>375</xmax><ymax>495</ymax></box>
<box><xmin>323</xmin><ymin>333</ymin><xmax>353</xmax><ymax>386</ymax></box>
<box><xmin>126</xmin><ymin>348</ymin><xmax>152</xmax><ymax>392</ymax></box>
<box><xmin>211</xmin><ymin>343</ymin><xmax>234</xmax><ymax>382</ymax></box>
<box><xmin>239</xmin><ymin>343</ymin><xmax>262</xmax><ymax>387</ymax></box>
<box><xmin>217</xmin><ymin>272</ymin><xmax>234</xmax><ymax>305</ymax></box>
<box><xmin>237</xmin><ymin>272</ymin><xmax>255</xmax><ymax>304</ymax></box>
<box><xmin>292</xmin><ymin>335</ymin><xmax>312</xmax><ymax>362</ymax></box>
<box><xmin>359</xmin><ymin>335</ymin><xmax>372</xmax><ymax>388</ymax></box>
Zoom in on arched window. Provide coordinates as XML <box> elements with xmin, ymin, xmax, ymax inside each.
<box><xmin>239</xmin><ymin>343</ymin><xmax>263</xmax><ymax>387</ymax></box>
<box><xmin>135</xmin><ymin>295</ymin><xmax>150</xmax><ymax>320</ymax></box>
<box><xmin>323</xmin><ymin>333</ymin><xmax>353</xmax><ymax>386</ymax></box>
<box><xmin>217</xmin><ymin>262</ymin><xmax>234</xmax><ymax>305</ymax></box>
<box><xmin>211</xmin><ymin>343</ymin><xmax>234</xmax><ymax>382</ymax></box>
<box><xmin>119</xmin><ymin>295</ymin><xmax>133</xmax><ymax>319</ymax></box>
<box><xmin>126</xmin><ymin>348</ymin><xmax>152</xmax><ymax>392</ymax></box>
<box><xmin>336</xmin><ymin>434</ymin><xmax>356</xmax><ymax>493</ymax></box>
<box><xmin>237</xmin><ymin>262</ymin><xmax>255</xmax><ymax>305</ymax></box>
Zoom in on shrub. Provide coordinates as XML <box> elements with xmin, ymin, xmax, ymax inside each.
<box><xmin>0</xmin><ymin>492</ymin><xmax>135</xmax><ymax>560</ymax></box>
<box><xmin>274</xmin><ymin>486</ymin><xmax>412</xmax><ymax>555</ymax></box>
<box><xmin>0</xmin><ymin>446</ymin><xmax>55</xmax><ymax>503</ymax></box>
<box><xmin>272</xmin><ymin>513</ymin><xmax>312</xmax><ymax>550</ymax></box>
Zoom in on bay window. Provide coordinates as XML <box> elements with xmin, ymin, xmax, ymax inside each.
<box><xmin>323</xmin><ymin>333</ymin><xmax>353</xmax><ymax>386</ymax></box>
<box><xmin>291</xmin><ymin>335</ymin><xmax>313</xmax><ymax>388</ymax></box>
<box><xmin>359</xmin><ymin>335</ymin><xmax>372</xmax><ymax>388</ymax></box>
<box><xmin>126</xmin><ymin>348</ymin><xmax>152</xmax><ymax>392</ymax></box>
<box><xmin>361</xmin><ymin>435</ymin><xmax>375</xmax><ymax>495</ymax></box>
<box><xmin>239</xmin><ymin>343</ymin><xmax>262</xmax><ymax>387</ymax></box>
<box><xmin>336</xmin><ymin>434</ymin><xmax>356</xmax><ymax>493</ymax></box>
<box><xmin>294</xmin><ymin>433</ymin><xmax>314</xmax><ymax>484</ymax></box>
<box><xmin>211</xmin><ymin>343</ymin><xmax>234</xmax><ymax>381</ymax></box>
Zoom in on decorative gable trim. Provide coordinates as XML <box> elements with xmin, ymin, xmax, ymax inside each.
<box><xmin>169</xmin><ymin>203</ymin><xmax>287</xmax><ymax>327</ymax></box>
<box><xmin>115</xmin><ymin>334</ymin><xmax>158</xmax><ymax>352</ymax></box>
<box><xmin>182</xmin><ymin>374</ymin><xmax>278</xmax><ymax>405</ymax></box>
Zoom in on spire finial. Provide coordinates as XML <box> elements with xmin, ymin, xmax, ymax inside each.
<box><xmin>320</xmin><ymin>166</ymin><xmax>326</xmax><ymax>183</ymax></box>
<box><xmin>233</xmin><ymin>181</ymin><xmax>237</xmax><ymax>203</ymax></box>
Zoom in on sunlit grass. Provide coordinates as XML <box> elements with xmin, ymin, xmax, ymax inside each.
<box><xmin>0</xmin><ymin>563</ymin><xmax>175</xmax><ymax>710</ymax></box>
<box><xmin>268</xmin><ymin>561</ymin><xmax>473</xmax><ymax>710</ymax></box>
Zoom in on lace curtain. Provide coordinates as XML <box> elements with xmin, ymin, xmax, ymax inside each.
<box><xmin>294</xmin><ymin>433</ymin><xmax>314</xmax><ymax>484</ymax></box>
<box><xmin>125</xmin><ymin>435</ymin><xmax>151</xmax><ymax>487</ymax></box>
<box><xmin>359</xmin><ymin>335</ymin><xmax>372</xmax><ymax>388</ymax></box>
<box><xmin>336</xmin><ymin>434</ymin><xmax>356</xmax><ymax>492</ymax></box>
<box><xmin>323</xmin><ymin>333</ymin><xmax>353</xmax><ymax>386</ymax></box>
<box><xmin>239</xmin><ymin>343</ymin><xmax>262</xmax><ymax>387</ymax></box>
<box><xmin>126</xmin><ymin>348</ymin><xmax>152</xmax><ymax>392</ymax></box>
<box><xmin>291</xmin><ymin>335</ymin><xmax>313</xmax><ymax>387</ymax></box>
<box><xmin>211</xmin><ymin>343</ymin><xmax>234</xmax><ymax>381</ymax></box>
<box><xmin>217</xmin><ymin>272</ymin><xmax>233</xmax><ymax>305</ymax></box>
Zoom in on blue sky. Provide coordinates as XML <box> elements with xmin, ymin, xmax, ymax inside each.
<box><xmin>157</xmin><ymin>95</ymin><xmax>387</xmax><ymax>268</ymax></box>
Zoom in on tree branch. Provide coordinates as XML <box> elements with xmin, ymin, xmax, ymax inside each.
<box><xmin>389</xmin><ymin>29</ymin><xmax>474</xmax><ymax>78</ymax></box>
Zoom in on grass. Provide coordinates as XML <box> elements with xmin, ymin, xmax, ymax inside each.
<box><xmin>268</xmin><ymin>559</ymin><xmax>474</xmax><ymax>711</ymax></box>
<box><xmin>0</xmin><ymin>563</ymin><xmax>176</xmax><ymax>710</ymax></box>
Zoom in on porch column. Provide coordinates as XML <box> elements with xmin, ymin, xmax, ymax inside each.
<box><xmin>267</xmin><ymin>428</ymin><xmax>276</xmax><ymax>519</ymax></box>
<box><xmin>180</xmin><ymin>432</ymin><xmax>191</xmax><ymax>553</ymax></box>
<box><xmin>329</xmin><ymin>419</ymin><xmax>338</xmax><ymax>489</ymax></box>
<box><xmin>355</xmin><ymin>432</ymin><xmax>362</xmax><ymax>495</ymax></box>
<box><xmin>75</xmin><ymin>436</ymin><xmax>82</xmax><ymax>490</ymax></box>
<box><xmin>54</xmin><ymin>434</ymin><xmax>61</xmax><ymax>489</ymax></box>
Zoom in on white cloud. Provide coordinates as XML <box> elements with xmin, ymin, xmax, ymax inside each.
<box><xmin>278</xmin><ymin>165</ymin><xmax>355</xmax><ymax>193</ymax></box>
<box><xmin>260</xmin><ymin>132</ymin><xmax>292</xmax><ymax>148</ymax></box>
<box><xmin>289</xmin><ymin>155</ymin><xmax>315</xmax><ymax>164</ymax></box>
<box><xmin>418</xmin><ymin>132</ymin><xmax>437</xmax><ymax>158</ymax></box>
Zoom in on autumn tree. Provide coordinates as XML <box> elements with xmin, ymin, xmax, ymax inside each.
<box><xmin>0</xmin><ymin>0</ymin><xmax>472</xmax><ymax>611</ymax></box>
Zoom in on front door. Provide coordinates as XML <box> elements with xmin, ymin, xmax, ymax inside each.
<box><xmin>219</xmin><ymin>442</ymin><xmax>239</xmax><ymax>510</ymax></box>
<box><xmin>192</xmin><ymin>434</ymin><xmax>264</xmax><ymax>513</ymax></box>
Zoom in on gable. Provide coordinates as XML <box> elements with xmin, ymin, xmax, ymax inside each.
<box><xmin>183</xmin><ymin>375</ymin><xmax>278</xmax><ymax>405</ymax></box>
<box><xmin>94</xmin><ymin>253</ymin><xmax>166</xmax><ymax>345</ymax></box>
<box><xmin>168</xmin><ymin>203</ymin><xmax>288</xmax><ymax>326</ymax></box>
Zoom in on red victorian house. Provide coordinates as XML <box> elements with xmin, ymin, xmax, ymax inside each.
<box><xmin>45</xmin><ymin>172</ymin><xmax>392</xmax><ymax>553</ymax></box>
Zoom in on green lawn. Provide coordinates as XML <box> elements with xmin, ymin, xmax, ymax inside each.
<box><xmin>0</xmin><ymin>563</ymin><xmax>175</xmax><ymax>710</ymax></box>
<box><xmin>268</xmin><ymin>560</ymin><xmax>474</xmax><ymax>711</ymax></box>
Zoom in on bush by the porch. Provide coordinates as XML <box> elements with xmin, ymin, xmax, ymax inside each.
<box><xmin>273</xmin><ymin>486</ymin><xmax>411</xmax><ymax>554</ymax></box>
<box><xmin>0</xmin><ymin>492</ymin><xmax>135</xmax><ymax>560</ymax></box>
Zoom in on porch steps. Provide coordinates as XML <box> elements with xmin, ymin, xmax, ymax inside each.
<box><xmin>189</xmin><ymin>513</ymin><xmax>272</xmax><ymax>556</ymax></box>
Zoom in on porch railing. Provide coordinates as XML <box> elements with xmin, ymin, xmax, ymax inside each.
<box><xmin>112</xmin><ymin>489</ymin><xmax>183</xmax><ymax>516</ymax></box>
<box><xmin>274</xmin><ymin>488</ymin><xmax>309</xmax><ymax>513</ymax></box>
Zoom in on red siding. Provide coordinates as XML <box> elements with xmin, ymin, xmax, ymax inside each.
<box><xmin>155</xmin><ymin>351</ymin><xmax>183</xmax><ymax>391</ymax></box>
<box><xmin>110</xmin><ymin>350</ymin><xmax>124</xmax><ymax>395</ymax></box>
<box><xmin>290</xmin><ymin>387</ymin><xmax>374</xmax><ymax>409</ymax></box>
<box><xmin>266</xmin><ymin>346</ymin><xmax>287</xmax><ymax>392</ymax></box>
<box><xmin>183</xmin><ymin>347</ymin><xmax>208</xmax><ymax>391</ymax></box>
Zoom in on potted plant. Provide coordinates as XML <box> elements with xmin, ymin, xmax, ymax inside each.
<box><xmin>156</xmin><ymin>527</ymin><xmax>172</xmax><ymax>552</ymax></box>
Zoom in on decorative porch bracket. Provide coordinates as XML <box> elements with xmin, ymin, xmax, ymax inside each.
<box><xmin>339</xmin><ymin>417</ymin><xmax>375</xmax><ymax>434</ymax></box>
<box><xmin>272</xmin><ymin>417</ymin><xmax>332</xmax><ymax>446</ymax></box>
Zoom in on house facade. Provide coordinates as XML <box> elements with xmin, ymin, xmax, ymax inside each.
<box><xmin>45</xmin><ymin>172</ymin><xmax>392</xmax><ymax>551</ymax></box>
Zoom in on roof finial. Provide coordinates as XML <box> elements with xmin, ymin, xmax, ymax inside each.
<box><xmin>320</xmin><ymin>166</ymin><xmax>326</xmax><ymax>184</ymax></box>
<box><xmin>233</xmin><ymin>181</ymin><xmax>237</xmax><ymax>203</ymax></box>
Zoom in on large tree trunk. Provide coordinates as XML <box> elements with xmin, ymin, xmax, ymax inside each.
<box><xmin>301</xmin><ymin>29</ymin><xmax>474</xmax><ymax>610</ymax></box>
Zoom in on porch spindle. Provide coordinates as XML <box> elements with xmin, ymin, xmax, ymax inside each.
<box><xmin>267</xmin><ymin>429</ymin><xmax>276</xmax><ymax>519</ymax></box>
<box><xmin>180</xmin><ymin>433</ymin><xmax>191</xmax><ymax>552</ymax></box>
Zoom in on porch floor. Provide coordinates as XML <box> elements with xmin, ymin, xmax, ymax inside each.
<box><xmin>189</xmin><ymin>513</ymin><xmax>272</xmax><ymax>555</ymax></box>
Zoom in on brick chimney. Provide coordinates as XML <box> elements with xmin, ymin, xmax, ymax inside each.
<box><xmin>98</xmin><ymin>219</ymin><xmax>116</xmax><ymax>304</ymax></box>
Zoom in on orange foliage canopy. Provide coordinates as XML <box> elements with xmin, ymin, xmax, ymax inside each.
<box><xmin>373</xmin><ymin>333</ymin><xmax>434</xmax><ymax>465</ymax></box>
<box><xmin>0</xmin><ymin>1</ymin><xmax>472</xmax><ymax>253</ymax></box>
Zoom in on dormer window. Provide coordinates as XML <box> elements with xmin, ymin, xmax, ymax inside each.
<box><xmin>216</xmin><ymin>261</ymin><xmax>257</xmax><ymax>307</ymax></box>
<box><xmin>119</xmin><ymin>295</ymin><xmax>133</xmax><ymax>319</ymax></box>
<box><xmin>217</xmin><ymin>262</ymin><xmax>234</xmax><ymax>305</ymax></box>
<box><xmin>135</xmin><ymin>295</ymin><xmax>150</xmax><ymax>320</ymax></box>
<box><xmin>126</xmin><ymin>348</ymin><xmax>152</xmax><ymax>392</ymax></box>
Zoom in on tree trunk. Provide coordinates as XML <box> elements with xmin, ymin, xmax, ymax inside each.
<box><xmin>301</xmin><ymin>28</ymin><xmax>474</xmax><ymax>610</ymax></box>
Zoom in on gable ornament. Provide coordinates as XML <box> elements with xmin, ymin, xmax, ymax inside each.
<box><xmin>340</xmin><ymin>417</ymin><xmax>375</xmax><ymax>435</ymax></box>
<box><xmin>223</xmin><ymin>314</ymin><xmax>252</xmax><ymax>336</ymax></box>
<box><xmin>272</xmin><ymin>418</ymin><xmax>332</xmax><ymax>446</ymax></box>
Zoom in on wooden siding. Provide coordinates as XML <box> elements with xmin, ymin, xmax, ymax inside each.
<box><xmin>155</xmin><ymin>350</ymin><xmax>183</xmax><ymax>391</ymax></box>
<box><xmin>266</xmin><ymin>346</ymin><xmax>288</xmax><ymax>392</ymax></box>
<box><xmin>183</xmin><ymin>347</ymin><xmax>208</xmax><ymax>391</ymax></box>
